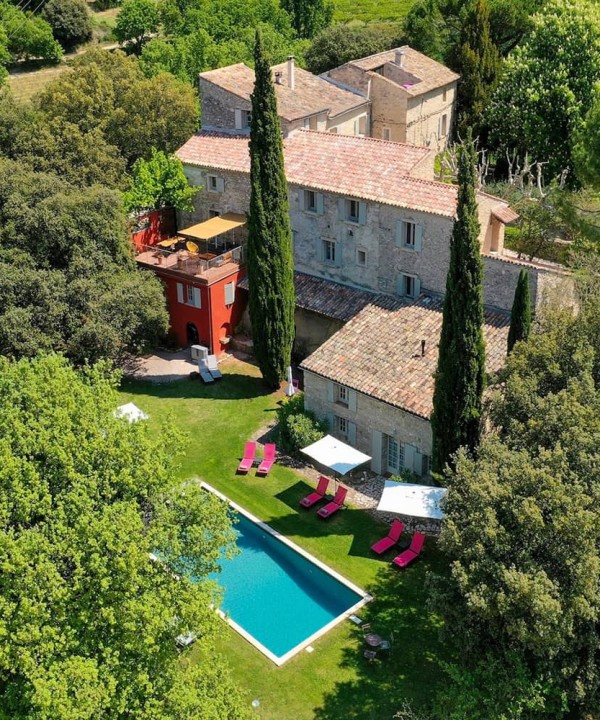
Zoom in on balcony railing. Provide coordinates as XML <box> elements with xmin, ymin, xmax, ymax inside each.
<box><xmin>136</xmin><ymin>242</ymin><xmax>245</xmax><ymax>277</ymax></box>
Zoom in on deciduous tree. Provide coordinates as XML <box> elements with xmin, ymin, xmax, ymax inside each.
<box><xmin>124</xmin><ymin>148</ymin><xmax>198</xmax><ymax>212</ymax></box>
<box><xmin>114</xmin><ymin>0</ymin><xmax>159</xmax><ymax>54</ymax></box>
<box><xmin>430</xmin><ymin>134</ymin><xmax>486</xmax><ymax>474</ymax></box>
<box><xmin>42</xmin><ymin>0</ymin><xmax>92</xmax><ymax>51</ymax></box>
<box><xmin>0</xmin><ymin>354</ymin><xmax>250</xmax><ymax>719</ymax></box>
<box><xmin>246</xmin><ymin>29</ymin><xmax>295</xmax><ymax>388</ymax></box>
<box><xmin>281</xmin><ymin>0</ymin><xmax>333</xmax><ymax>39</ymax></box>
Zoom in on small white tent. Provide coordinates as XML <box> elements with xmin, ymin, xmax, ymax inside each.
<box><xmin>301</xmin><ymin>434</ymin><xmax>371</xmax><ymax>476</ymax></box>
<box><xmin>376</xmin><ymin>481</ymin><xmax>447</xmax><ymax>520</ymax></box>
<box><xmin>114</xmin><ymin>402</ymin><xmax>149</xmax><ymax>423</ymax></box>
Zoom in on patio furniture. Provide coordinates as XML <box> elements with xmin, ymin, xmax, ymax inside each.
<box><xmin>370</xmin><ymin>519</ymin><xmax>405</xmax><ymax>555</ymax></box>
<box><xmin>206</xmin><ymin>354</ymin><xmax>222</xmax><ymax>380</ymax></box>
<box><xmin>317</xmin><ymin>485</ymin><xmax>347</xmax><ymax>519</ymax></box>
<box><xmin>237</xmin><ymin>442</ymin><xmax>257</xmax><ymax>473</ymax></box>
<box><xmin>363</xmin><ymin>649</ymin><xmax>378</xmax><ymax>661</ymax></box>
<box><xmin>392</xmin><ymin>531</ymin><xmax>426</xmax><ymax>568</ymax></box>
<box><xmin>364</xmin><ymin>633</ymin><xmax>382</xmax><ymax>648</ymax></box>
<box><xmin>299</xmin><ymin>475</ymin><xmax>330</xmax><ymax>508</ymax></box>
<box><xmin>198</xmin><ymin>359</ymin><xmax>215</xmax><ymax>384</ymax></box>
<box><xmin>256</xmin><ymin>443</ymin><xmax>276</xmax><ymax>476</ymax></box>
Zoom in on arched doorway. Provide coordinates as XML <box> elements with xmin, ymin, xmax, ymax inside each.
<box><xmin>186</xmin><ymin>322</ymin><xmax>199</xmax><ymax>346</ymax></box>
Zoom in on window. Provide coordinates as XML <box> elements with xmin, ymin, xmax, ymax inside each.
<box><xmin>234</xmin><ymin>108</ymin><xmax>251</xmax><ymax>129</ymax></box>
<box><xmin>358</xmin><ymin>116</ymin><xmax>367</xmax><ymax>135</ymax></box>
<box><xmin>335</xmin><ymin>384</ymin><xmax>349</xmax><ymax>406</ymax></box>
<box><xmin>309</xmin><ymin>115</ymin><xmax>318</xmax><ymax>130</ymax></box>
<box><xmin>336</xmin><ymin>415</ymin><xmax>349</xmax><ymax>438</ymax></box>
<box><xmin>323</xmin><ymin>239</ymin><xmax>336</xmax><ymax>264</ymax></box>
<box><xmin>403</xmin><ymin>221</ymin><xmax>417</xmax><ymax>248</ymax></box>
<box><xmin>386</xmin><ymin>435</ymin><xmax>404</xmax><ymax>474</ymax></box>
<box><xmin>207</xmin><ymin>175</ymin><xmax>224</xmax><ymax>193</ymax></box>
<box><xmin>329</xmin><ymin>126</ymin><xmax>338</xmax><ymax>133</ymax></box>
<box><xmin>382</xmin><ymin>127</ymin><xmax>391</xmax><ymax>141</ymax></box>
<box><xmin>224</xmin><ymin>281</ymin><xmax>235</xmax><ymax>306</ymax></box>
<box><xmin>356</xmin><ymin>248</ymin><xmax>367</xmax><ymax>266</ymax></box>
<box><xmin>403</xmin><ymin>274</ymin><xmax>415</xmax><ymax>298</ymax></box>
<box><xmin>209</xmin><ymin>209</ymin><xmax>221</xmax><ymax>218</ymax></box>
<box><xmin>243</xmin><ymin>110</ymin><xmax>252</xmax><ymax>128</ymax></box>
<box><xmin>305</xmin><ymin>190</ymin><xmax>317</xmax><ymax>212</ymax></box>
<box><xmin>373</xmin><ymin>65</ymin><xmax>384</xmax><ymax>76</ymax></box>
<box><xmin>181</xmin><ymin>283</ymin><xmax>201</xmax><ymax>308</ymax></box>
<box><xmin>347</xmin><ymin>199</ymin><xmax>359</xmax><ymax>222</ymax></box>
<box><xmin>443</xmin><ymin>88</ymin><xmax>447</xmax><ymax>102</ymax></box>
<box><xmin>440</xmin><ymin>113</ymin><xmax>448</xmax><ymax>138</ymax></box>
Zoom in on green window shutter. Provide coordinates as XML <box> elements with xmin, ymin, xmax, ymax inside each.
<box><xmin>414</xmin><ymin>223</ymin><xmax>423</xmax><ymax>252</ymax></box>
<box><xmin>396</xmin><ymin>274</ymin><xmax>404</xmax><ymax>296</ymax></box>
<box><xmin>316</xmin><ymin>192</ymin><xmax>324</xmax><ymax>214</ymax></box>
<box><xmin>338</xmin><ymin>198</ymin><xmax>345</xmax><ymax>220</ymax></box>
<box><xmin>176</xmin><ymin>282</ymin><xmax>184</xmax><ymax>304</ymax></box>
<box><xmin>326</xmin><ymin>413</ymin><xmax>335</xmax><ymax>431</ymax></box>
<box><xmin>413</xmin><ymin>449</ymin><xmax>423</xmax><ymax>475</ymax></box>
<box><xmin>335</xmin><ymin>241</ymin><xmax>342</xmax><ymax>267</ymax></box>
<box><xmin>347</xmin><ymin>422</ymin><xmax>357</xmax><ymax>447</ymax></box>
<box><xmin>234</xmin><ymin>109</ymin><xmax>243</xmax><ymax>129</ymax></box>
<box><xmin>371</xmin><ymin>431</ymin><xmax>383</xmax><ymax>474</ymax></box>
<box><xmin>316</xmin><ymin>237</ymin><xmax>323</xmax><ymax>262</ymax></box>
<box><xmin>348</xmin><ymin>389</ymin><xmax>357</xmax><ymax>412</ymax></box>
<box><xmin>216</xmin><ymin>177</ymin><xmax>225</xmax><ymax>193</ymax></box>
<box><xmin>299</xmin><ymin>189</ymin><xmax>305</xmax><ymax>211</ymax></box>
<box><xmin>403</xmin><ymin>443</ymin><xmax>416</xmax><ymax>471</ymax></box>
<box><xmin>358</xmin><ymin>202</ymin><xmax>367</xmax><ymax>225</ymax></box>
<box><xmin>414</xmin><ymin>277</ymin><xmax>421</xmax><ymax>297</ymax></box>
<box><xmin>396</xmin><ymin>220</ymin><xmax>406</xmax><ymax>246</ymax></box>
<box><xmin>327</xmin><ymin>381</ymin><xmax>335</xmax><ymax>403</ymax></box>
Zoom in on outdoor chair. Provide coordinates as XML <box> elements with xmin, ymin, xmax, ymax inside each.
<box><xmin>363</xmin><ymin>649</ymin><xmax>378</xmax><ymax>662</ymax></box>
<box><xmin>206</xmin><ymin>354</ymin><xmax>222</xmax><ymax>380</ymax></box>
<box><xmin>256</xmin><ymin>443</ymin><xmax>276</xmax><ymax>476</ymax></box>
<box><xmin>392</xmin><ymin>531</ymin><xmax>426</xmax><ymax>568</ymax></box>
<box><xmin>317</xmin><ymin>485</ymin><xmax>347</xmax><ymax>519</ymax></box>
<box><xmin>237</xmin><ymin>442</ymin><xmax>256</xmax><ymax>474</ymax></box>
<box><xmin>299</xmin><ymin>475</ymin><xmax>330</xmax><ymax>508</ymax></box>
<box><xmin>370</xmin><ymin>519</ymin><xmax>405</xmax><ymax>555</ymax></box>
<box><xmin>198</xmin><ymin>359</ymin><xmax>215</xmax><ymax>384</ymax></box>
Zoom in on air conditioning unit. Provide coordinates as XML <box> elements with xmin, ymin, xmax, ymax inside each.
<box><xmin>191</xmin><ymin>345</ymin><xmax>209</xmax><ymax>361</ymax></box>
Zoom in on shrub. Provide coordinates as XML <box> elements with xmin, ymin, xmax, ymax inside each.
<box><xmin>276</xmin><ymin>392</ymin><xmax>328</xmax><ymax>453</ymax></box>
<box><xmin>42</xmin><ymin>0</ymin><xmax>93</xmax><ymax>51</ymax></box>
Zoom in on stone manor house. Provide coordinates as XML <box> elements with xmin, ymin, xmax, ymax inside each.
<box><xmin>138</xmin><ymin>46</ymin><xmax>570</xmax><ymax>479</ymax></box>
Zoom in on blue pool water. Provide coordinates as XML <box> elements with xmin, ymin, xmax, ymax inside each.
<box><xmin>208</xmin><ymin>513</ymin><xmax>362</xmax><ymax>659</ymax></box>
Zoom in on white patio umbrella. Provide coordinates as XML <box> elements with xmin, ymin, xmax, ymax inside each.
<box><xmin>301</xmin><ymin>434</ymin><xmax>371</xmax><ymax>478</ymax></box>
<box><xmin>376</xmin><ymin>480</ymin><xmax>446</xmax><ymax>520</ymax></box>
<box><xmin>284</xmin><ymin>366</ymin><xmax>296</xmax><ymax>397</ymax></box>
<box><xmin>114</xmin><ymin>402</ymin><xmax>149</xmax><ymax>423</ymax></box>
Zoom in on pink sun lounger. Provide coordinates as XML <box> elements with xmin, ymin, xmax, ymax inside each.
<box><xmin>299</xmin><ymin>475</ymin><xmax>330</xmax><ymax>508</ymax></box>
<box><xmin>371</xmin><ymin>519</ymin><xmax>405</xmax><ymax>555</ymax></box>
<box><xmin>237</xmin><ymin>442</ymin><xmax>256</xmax><ymax>473</ymax></box>
<box><xmin>256</xmin><ymin>443</ymin><xmax>276</xmax><ymax>476</ymax></box>
<box><xmin>317</xmin><ymin>485</ymin><xmax>347</xmax><ymax>519</ymax></box>
<box><xmin>392</xmin><ymin>531</ymin><xmax>426</xmax><ymax>568</ymax></box>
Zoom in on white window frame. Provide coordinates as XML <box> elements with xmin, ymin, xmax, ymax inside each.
<box><xmin>335</xmin><ymin>384</ymin><xmax>349</xmax><ymax>406</ymax></box>
<box><xmin>386</xmin><ymin>435</ymin><xmax>404</xmax><ymax>474</ymax></box>
<box><xmin>382</xmin><ymin>127</ymin><xmax>391</xmax><ymax>141</ymax></box>
<box><xmin>323</xmin><ymin>239</ymin><xmax>336</xmax><ymax>265</ymax></box>
<box><xmin>185</xmin><ymin>284</ymin><xmax>201</xmax><ymax>308</ymax></box>
<box><xmin>336</xmin><ymin>415</ymin><xmax>349</xmax><ymax>438</ymax></box>
<box><xmin>356</xmin><ymin>248</ymin><xmax>367</xmax><ymax>267</ymax></box>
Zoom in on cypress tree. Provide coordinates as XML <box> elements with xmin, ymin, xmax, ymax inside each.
<box><xmin>246</xmin><ymin>29</ymin><xmax>296</xmax><ymax>389</ymax></box>
<box><xmin>431</xmin><ymin>132</ymin><xmax>486</xmax><ymax>475</ymax></box>
<box><xmin>454</xmin><ymin>0</ymin><xmax>501</xmax><ymax>140</ymax></box>
<box><xmin>507</xmin><ymin>269</ymin><xmax>532</xmax><ymax>353</ymax></box>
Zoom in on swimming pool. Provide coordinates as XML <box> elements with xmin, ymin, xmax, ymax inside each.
<box><xmin>202</xmin><ymin>483</ymin><xmax>370</xmax><ymax>665</ymax></box>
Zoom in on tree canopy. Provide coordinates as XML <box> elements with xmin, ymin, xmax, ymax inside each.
<box><xmin>0</xmin><ymin>354</ymin><xmax>251</xmax><ymax>719</ymax></box>
<box><xmin>281</xmin><ymin>0</ymin><xmax>333</xmax><ymax>39</ymax></box>
<box><xmin>41</xmin><ymin>0</ymin><xmax>92</xmax><ymax>51</ymax></box>
<box><xmin>114</xmin><ymin>0</ymin><xmax>160</xmax><ymax>54</ymax></box>
<box><xmin>487</xmin><ymin>0</ymin><xmax>600</xmax><ymax>183</ymax></box>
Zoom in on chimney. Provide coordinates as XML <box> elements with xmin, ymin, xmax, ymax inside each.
<box><xmin>287</xmin><ymin>55</ymin><xmax>295</xmax><ymax>90</ymax></box>
<box><xmin>421</xmin><ymin>339</ymin><xmax>426</xmax><ymax>357</ymax></box>
<box><xmin>395</xmin><ymin>49</ymin><xmax>405</xmax><ymax>68</ymax></box>
<box><xmin>274</xmin><ymin>71</ymin><xmax>283</xmax><ymax>85</ymax></box>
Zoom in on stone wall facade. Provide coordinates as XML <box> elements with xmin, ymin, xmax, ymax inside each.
<box><xmin>405</xmin><ymin>84</ymin><xmax>456</xmax><ymax>149</ymax></box>
<box><xmin>303</xmin><ymin>370</ymin><xmax>433</xmax><ymax>477</ymax></box>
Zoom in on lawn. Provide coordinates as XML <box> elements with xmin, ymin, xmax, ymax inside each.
<box><xmin>333</xmin><ymin>0</ymin><xmax>415</xmax><ymax>24</ymax></box>
<box><xmin>119</xmin><ymin>357</ymin><xmax>446</xmax><ymax>720</ymax></box>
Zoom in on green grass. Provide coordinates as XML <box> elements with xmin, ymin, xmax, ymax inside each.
<box><xmin>333</xmin><ymin>0</ymin><xmax>415</xmax><ymax>24</ymax></box>
<box><xmin>118</xmin><ymin>358</ymin><xmax>446</xmax><ymax>720</ymax></box>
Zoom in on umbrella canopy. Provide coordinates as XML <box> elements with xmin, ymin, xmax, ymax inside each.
<box><xmin>376</xmin><ymin>481</ymin><xmax>446</xmax><ymax>520</ymax></box>
<box><xmin>114</xmin><ymin>402</ymin><xmax>149</xmax><ymax>423</ymax></box>
<box><xmin>301</xmin><ymin>434</ymin><xmax>371</xmax><ymax>476</ymax></box>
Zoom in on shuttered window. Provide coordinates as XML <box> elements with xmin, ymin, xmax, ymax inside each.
<box><xmin>224</xmin><ymin>281</ymin><xmax>235</xmax><ymax>306</ymax></box>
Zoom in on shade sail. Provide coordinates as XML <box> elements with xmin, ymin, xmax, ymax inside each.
<box><xmin>179</xmin><ymin>212</ymin><xmax>246</xmax><ymax>241</ymax></box>
<box><xmin>376</xmin><ymin>481</ymin><xmax>446</xmax><ymax>520</ymax></box>
<box><xmin>114</xmin><ymin>402</ymin><xmax>149</xmax><ymax>423</ymax></box>
<box><xmin>301</xmin><ymin>434</ymin><xmax>371</xmax><ymax>476</ymax></box>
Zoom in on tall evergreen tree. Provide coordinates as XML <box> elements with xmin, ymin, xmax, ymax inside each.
<box><xmin>247</xmin><ymin>29</ymin><xmax>296</xmax><ymax>388</ymax></box>
<box><xmin>454</xmin><ymin>0</ymin><xmax>501</xmax><ymax>140</ymax></box>
<box><xmin>431</xmin><ymin>132</ymin><xmax>486</xmax><ymax>475</ymax></box>
<box><xmin>507</xmin><ymin>269</ymin><xmax>532</xmax><ymax>353</ymax></box>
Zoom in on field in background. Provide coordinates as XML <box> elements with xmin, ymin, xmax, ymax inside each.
<box><xmin>334</xmin><ymin>0</ymin><xmax>414</xmax><ymax>24</ymax></box>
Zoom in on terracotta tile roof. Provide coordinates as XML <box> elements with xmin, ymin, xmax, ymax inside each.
<box><xmin>300</xmin><ymin>296</ymin><xmax>509</xmax><ymax>419</ymax></box>
<box><xmin>199</xmin><ymin>62</ymin><xmax>367</xmax><ymax>121</ymax></box>
<box><xmin>239</xmin><ymin>271</ymin><xmax>389</xmax><ymax>322</ymax></box>
<box><xmin>350</xmin><ymin>46</ymin><xmax>459</xmax><ymax>96</ymax></box>
<box><xmin>176</xmin><ymin>130</ymin><xmax>466</xmax><ymax>217</ymax></box>
<box><xmin>492</xmin><ymin>205</ymin><xmax>519</xmax><ymax>224</ymax></box>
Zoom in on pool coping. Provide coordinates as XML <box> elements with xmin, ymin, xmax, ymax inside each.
<box><xmin>201</xmin><ymin>481</ymin><xmax>372</xmax><ymax>666</ymax></box>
